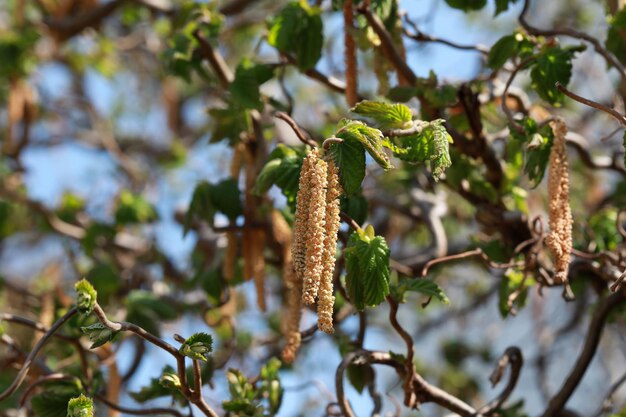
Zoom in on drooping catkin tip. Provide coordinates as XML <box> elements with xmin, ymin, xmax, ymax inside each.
<box><xmin>546</xmin><ymin>117</ymin><xmax>572</xmax><ymax>284</ymax></box>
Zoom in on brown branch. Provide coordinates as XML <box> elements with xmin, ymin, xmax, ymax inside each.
<box><xmin>274</xmin><ymin>112</ymin><xmax>318</xmax><ymax>147</ymax></box>
<box><xmin>356</xmin><ymin>5</ymin><xmax>417</xmax><ymax>85</ymax></box>
<box><xmin>477</xmin><ymin>347</ymin><xmax>524</xmax><ymax>415</ymax></box>
<box><xmin>541</xmin><ymin>290</ymin><xmax>626</xmax><ymax>417</ymax></box>
<box><xmin>403</xmin><ymin>15</ymin><xmax>489</xmax><ymax>55</ymax></box>
<box><xmin>519</xmin><ymin>0</ymin><xmax>626</xmax><ymax>84</ymax></box>
<box><xmin>555</xmin><ymin>82</ymin><xmax>626</xmax><ymax>126</ymax></box>
<box><xmin>19</xmin><ymin>373</ymin><xmax>74</xmax><ymax>407</ymax></box>
<box><xmin>502</xmin><ymin>57</ymin><xmax>535</xmax><ymax>134</ymax></box>
<box><xmin>193</xmin><ymin>30</ymin><xmax>234</xmax><ymax>88</ymax></box>
<box><xmin>92</xmin><ymin>303</ymin><xmax>219</xmax><ymax>417</ymax></box>
<box><xmin>343</xmin><ymin>0</ymin><xmax>358</xmax><ymax>107</ymax></box>
<box><xmin>95</xmin><ymin>394</ymin><xmax>186</xmax><ymax>417</ymax></box>
<box><xmin>421</xmin><ymin>248</ymin><xmax>518</xmax><ymax>277</ymax></box>
<box><xmin>0</xmin><ymin>307</ymin><xmax>78</xmax><ymax>402</ymax></box>
<box><xmin>44</xmin><ymin>0</ymin><xmax>127</xmax><ymax>40</ymax></box>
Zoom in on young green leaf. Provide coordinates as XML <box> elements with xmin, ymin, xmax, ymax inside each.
<box><xmin>488</xmin><ymin>35</ymin><xmax>517</xmax><ymax>69</ymax></box>
<box><xmin>229</xmin><ymin>59</ymin><xmax>275</xmax><ymax>110</ymax></box>
<box><xmin>75</xmin><ymin>279</ymin><xmax>97</xmax><ymax>314</ymax></box>
<box><xmin>67</xmin><ymin>394</ymin><xmax>94</xmax><ymax>417</ymax></box>
<box><xmin>606</xmin><ymin>8</ymin><xmax>626</xmax><ymax>64</ymax></box>
<box><xmin>347</xmin><ymin>363</ymin><xmax>375</xmax><ymax>394</ymax></box>
<box><xmin>494</xmin><ymin>0</ymin><xmax>519</xmax><ymax>16</ymax></box>
<box><xmin>80</xmin><ymin>322</ymin><xmax>117</xmax><ymax>349</ymax></box>
<box><xmin>268</xmin><ymin>2</ymin><xmax>323</xmax><ymax>71</ymax></box>
<box><xmin>179</xmin><ymin>332</ymin><xmax>213</xmax><ymax>361</ymax></box>
<box><xmin>383</xmin><ymin>119</ymin><xmax>452</xmax><ymax>180</ymax></box>
<box><xmin>185</xmin><ymin>178</ymin><xmax>243</xmax><ymax>234</ymax></box>
<box><xmin>498</xmin><ymin>269</ymin><xmax>534</xmax><ymax>318</ymax></box>
<box><xmin>530</xmin><ymin>46</ymin><xmax>576</xmax><ymax>105</ymax></box>
<box><xmin>444</xmin><ymin>0</ymin><xmax>487</xmax><ymax>11</ymax></box>
<box><xmin>350</xmin><ymin>101</ymin><xmax>413</xmax><ymax>130</ymax></box>
<box><xmin>130</xmin><ymin>365</ymin><xmax>186</xmax><ymax>404</ymax></box>
<box><xmin>253</xmin><ymin>144</ymin><xmax>305</xmax><ymax>210</ymax></box>
<box><xmin>336</xmin><ymin>119</ymin><xmax>392</xmax><ymax>170</ymax></box>
<box><xmin>398</xmin><ymin>278</ymin><xmax>450</xmax><ymax>305</ymax></box>
<box><xmin>125</xmin><ymin>290</ymin><xmax>178</xmax><ymax>336</ymax></box>
<box><xmin>345</xmin><ymin>227</ymin><xmax>391</xmax><ymax>310</ymax></box>
<box><xmin>327</xmin><ymin>138</ymin><xmax>366</xmax><ymax>195</ymax></box>
<box><xmin>114</xmin><ymin>190</ymin><xmax>158</xmax><ymax>225</ymax></box>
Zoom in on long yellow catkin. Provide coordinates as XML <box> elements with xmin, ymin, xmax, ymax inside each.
<box><xmin>301</xmin><ymin>155</ymin><xmax>328</xmax><ymax>305</ymax></box>
<box><xmin>317</xmin><ymin>161</ymin><xmax>342</xmax><ymax>334</ymax></box>
<box><xmin>546</xmin><ymin>118</ymin><xmax>572</xmax><ymax>284</ymax></box>
<box><xmin>292</xmin><ymin>150</ymin><xmax>316</xmax><ymax>280</ymax></box>
<box><xmin>272</xmin><ymin>210</ymin><xmax>303</xmax><ymax>363</ymax></box>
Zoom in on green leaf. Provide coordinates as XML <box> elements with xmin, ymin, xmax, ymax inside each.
<box><xmin>398</xmin><ymin>278</ymin><xmax>449</xmax><ymax>305</ymax></box>
<box><xmin>494</xmin><ymin>0</ymin><xmax>519</xmax><ymax>16</ymax></box>
<box><xmin>209</xmin><ymin>105</ymin><xmax>248</xmax><ymax>143</ymax></box>
<box><xmin>351</xmin><ymin>101</ymin><xmax>413</xmax><ymax>130</ymax></box>
<box><xmin>383</xmin><ymin>119</ymin><xmax>452</xmax><ymax>180</ymax></box>
<box><xmin>259</xmin><ymin>358</ymin><xmax>283</xmax><ymax>414</ymax></box>
<box><xmin>74</xmin><ymin>279</ymin><xmax>97</xmax><ymax>314</ymax></box>
<box><xmin>387</xmin><ymin>86</ymin><xmax>419</xmax><ymax>102</ymax></box>
<box><xmin>444</xmin><ymin>0</ymin><xmax>487</xmax><ymax>11</ymax></box>
<box><xmin>488</xmin><ymin>35</ymin><xmax>517</xmax><ymax>69</ymax></box>
<box><xmin>114</xmin><ymin>190</ymin><xmax>158</xmax><ymax>225</ymax></box>
<box><xmin>211</xmin><ymin>179</ymin><xmax>244</xmax><ymax>220</ymax></box>
<box><xmin>268</xmin><ymin>2</ymin><xmax>323</xmax><ymax>71</ymax></box>
<box><xmin>0</xmin><ymin>29</ymin><xmax>39</xmax><ymax>78</ymax></box>
<box><xmin>32</xmin><ymin>393</ymin><xmax>76</xmax><ymax>417</ymax></box>
<box><xmin>327</xmin><ymin>138</ymin><xmax>366</xmax><ymax>195</ymax></box>
<box><xmin>347</xmin><ymin>363</ymin><xmax>375</xmax><ymax>394</ymax></box>
<box><xmin>525</xmin><ymin>133</ymin><xmax>553</xmax><ymax>187</ymax></box>
<box><xmin>67</xmin><ymin>394</ymin><xmax>94</xmax><ymax>417</ymax></box>
<box><xmin>85</xmin><ymin>264</ymin><xmax>120</xmax><ymax>305</ymax></box>
<box><xmin>80</xmin><ymin>323</ymin><xmax>117</xmax><ymax>349</ymax></box>
<box><xmin>130</xmin><ymin>365</ymin><xmax>185</xmax><ymax>404</ymax></box>
<box><xmin>530</xmin><ymin>47</ymin><xmax>575</xmax><ymax>105</ymax></box>
<box><xmin>607</xmin><ymin>8</ymin><xmax>626</xmax><ymax>64</ymax></box>
<box><xmin>179</xmin><ymin>332</ymin><xmax>213</xmax><ymax>362</ymax></box>
<box><xmin>229</xmin><ymin>59</ymin><xmax>275</xmax><ymax>110</ymax></box>
<box><xmin>340</xmin><ymin>194</ymin><xmax>368</xmax><ymax>226</ymax></box>
<box><xmin>125</xmin><ymin>290</ymin><xmax>178</xmax><ymax>336</ymax></box>
<box><xmin>345</xmin><ymin>227</ymin><xmax>390</xmax><ymax>310</ymax></box>
<box><xmin>498</xmin><ymin>269</ymin><xmax>534</xmax><ymax>318</ymax></box>
<box><xmin>253</xmin><ymin>145</ymin><xmax>305</xmax><ymax>210</ymax></box>
<box><xmin>336</xmin><ymin>119</ymin><xmax>392</xmax><ymax>170</ymax></box>
<box><xmin>185</xmin><ymin>179</ymin><xmax>243</xmax><ymax>234</ymax></box>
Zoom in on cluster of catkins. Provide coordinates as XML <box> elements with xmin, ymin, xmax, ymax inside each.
<box><xmin>546</xmin><ymin>118</ymin><xmax>572</xmax><ymax>284</ymax></box>
<box><xmin>281</xmin><ymin>148</ymin><xmax>342</xmax><ymax>363</ymax></box>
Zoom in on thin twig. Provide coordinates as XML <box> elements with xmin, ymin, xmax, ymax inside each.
<box><xmin>275</xmin><ymin>112</ymin><xmax>318</xmax><ymax>147</ymax></box>
<box><xmin>519</xmin><ymin>0</ymin><xmax>626</xmax><ymax>85</ymax></box>
<box><xmin>0</xmin><ymin>307</ymin><xmax>78</xmax><ymax>401</ymax></box>
<box><xmin>541</xmin><ymin>290</ymin><xmax>626</xmax><ymax>417</ymax></box>
<box><xmin>556</xmin><ymin>82</ymin><xmax>626</xmax><ymax>126</ymax></box>
<box><xmin>477</xmin><ymin>347</ymin><xmax>524</xmax><ymax>415</ymax></box>
<box><xmin>95</xmin><ymin>394</ymin><xmax>186</xmax><ymax>417</ymax></box>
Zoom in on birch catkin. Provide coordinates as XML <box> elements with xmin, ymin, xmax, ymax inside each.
<box><xmin>292</xmin><ymin>150</ymin><xmax>316</xmax><ymax>280</ymax></box>
<box><xmin>301</xmin><ymin>156</ymin><xmax>328</xmax><ymax>304</ymax></box>
<box><xmin>546</xmin><ymin>118</ymin><xmax>572</xmax><ymax>284</ymax></box>
<box><xmin>317</xmin><ymin>161</ymin><xmax>342</xmax><ymax>333</ymax></box>
<box><xmin>291</xmin><ymin>148</ymin><xmax>342</xmax><ymax>335</ymax></box>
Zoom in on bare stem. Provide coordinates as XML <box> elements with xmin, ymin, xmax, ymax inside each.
<box><xmin>0</xmin><ymin>307</ymin><xmax>78</xmax><ymax>401</ymax></box>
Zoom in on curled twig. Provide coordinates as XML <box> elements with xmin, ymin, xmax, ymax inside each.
<box><xmin>275</xmin><ymin>112</ymin><xmax>318</xmax><ymax>147</ymax></box>
<box><xmin>477</xmin><ymin>347</ymin><xmax>524</xmax><ymax>415</ymax></box>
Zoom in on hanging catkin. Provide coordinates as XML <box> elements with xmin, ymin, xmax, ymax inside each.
<box><xmin>272</xmin><ymin>210</ymin><xmax>303</xmax><ymax>363</ymax></box>
<box><xmin>546</xmin><ymin>118</ymin><xmax>572</xmax><ymax>284</ymax></box>
<box><xmin>292</xmin><ymin>150</ymin><xmax>316</xmax><ymax>280</ymax></box>
<box><xmin>223</xmin><ymin>144</ymin><xmax>245</xmax><ymax>281</ymax></box>
<box><xmin>301</xmin><ymin>155</ymin><xmax>328</xmax><ymax>305</ymax></box>
<box><xmin>317</xmin><ymin>161</ymin><xmax>342</xmax><ymax>334</ymax></box>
